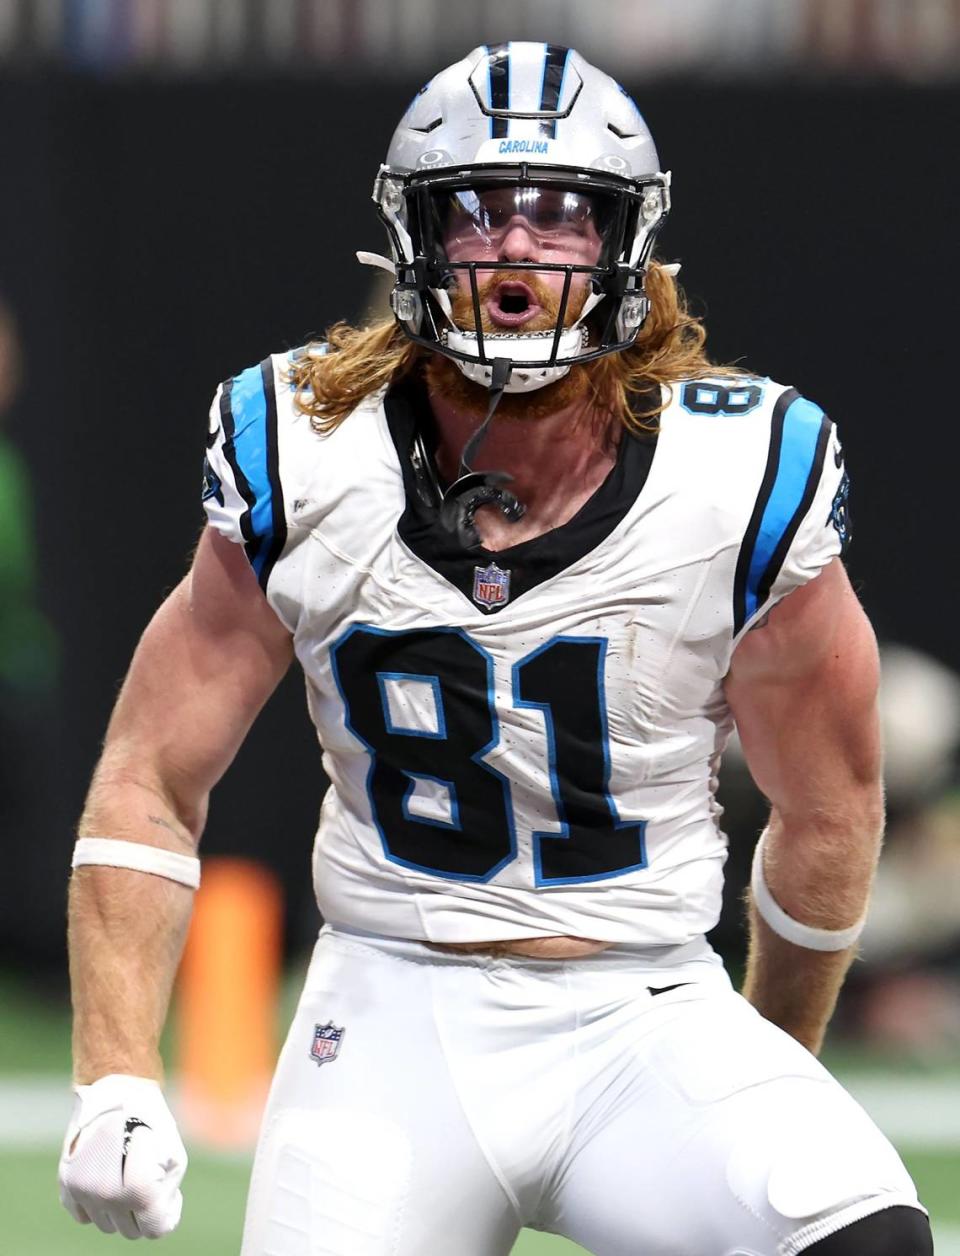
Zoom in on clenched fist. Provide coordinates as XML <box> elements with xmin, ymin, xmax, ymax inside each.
<box><xmin>59</xmin><ymin>1074</ymin><xmax>187</xmax><ymax>1239</ymax></box>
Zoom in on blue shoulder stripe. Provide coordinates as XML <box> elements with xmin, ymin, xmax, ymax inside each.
<box><xmin>220</xmin><ymin>358</ymin><xmax>287</xmax><ymax>590</ymax></box>
<box><xmin>733</xmin><ymin>390</ymin><xmax>832</xmax><ymax>633</ymax></box>
<box><xmin>218</xmin><ymin>378</ymin><xmax>258</xmax><ymax>557</ymax></box>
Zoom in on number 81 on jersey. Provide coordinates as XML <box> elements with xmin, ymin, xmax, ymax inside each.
<box><xmin>330</xmin><ymin>625</ymin><xmax>647</xmax><ymax>886</ymax></box>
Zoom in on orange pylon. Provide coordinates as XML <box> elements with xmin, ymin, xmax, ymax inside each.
<box><xmin>176</xmin><ymin>857</ymin><xmax>283</xmax><ymax>1149</ymax></box>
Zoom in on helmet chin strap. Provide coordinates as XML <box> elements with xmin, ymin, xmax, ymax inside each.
<box><xmin>438</xmin><ymin>356</ymin><xmax>526</xmax><ymax>549</ymax></box>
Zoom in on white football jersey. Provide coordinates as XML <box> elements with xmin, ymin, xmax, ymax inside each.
<box><xmin>202</xmin><ymin>353</ymin><xmax>848</xmax><ymax>946</ymax></box>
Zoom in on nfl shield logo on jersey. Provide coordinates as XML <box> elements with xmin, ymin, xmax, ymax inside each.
<box><xmin>472</xmin><ymin>562</ymin><xmax>511</xmax><ymax>609</ymax></box>
<box><xmin>310</xmin><ymin>1021</ymin><xmax>344</xmax><ymax>1066</ymax></box>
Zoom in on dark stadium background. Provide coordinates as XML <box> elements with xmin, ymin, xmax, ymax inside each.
<box><xmin>2</xmin><ymin>8</ymin><xmax>959</xmax><ymax>1253</ymax></box>
<box><xmin>0</xmin><ymin>75</ymin><xmax>956</xmax><ymax>969</ymax></box>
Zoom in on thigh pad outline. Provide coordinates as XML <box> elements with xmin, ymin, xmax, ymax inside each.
<box><xmin>243</xmin><ymin>1107</ymin><xmax>412</xmax><ymax>1256</ymax></box>
<box><xmin>765</xmin><ymin>1099</ymin><xmax>919</xmax><ymax>1222</ymax></box>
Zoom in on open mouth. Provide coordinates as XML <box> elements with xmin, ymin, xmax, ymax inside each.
<box><xmin>486</xmin><ymin>281</ymin><xmax>543</xmax><ymax>328</ymax></box>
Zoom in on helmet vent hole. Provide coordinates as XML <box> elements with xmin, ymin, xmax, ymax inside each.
<box><xmin>607</xmin><ymin>121</ymin><xmax>638</xmax><ymax>139</ymax></box>
<box><xmin>411</xmin><ymin>117</ymin><xmax>443</xmax><ymax>134</ymax></box>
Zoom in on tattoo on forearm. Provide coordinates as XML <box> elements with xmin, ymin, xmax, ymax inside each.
<box><xmin>147</xmin><ymin>814</ymin><xmax>179</xmax><ymax>837</ymax></box>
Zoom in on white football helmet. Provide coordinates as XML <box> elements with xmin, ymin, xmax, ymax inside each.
<box><xmin>369</xmin><ymin>42</ymin><xmax>671</xmax><ymax>394</ymax></box>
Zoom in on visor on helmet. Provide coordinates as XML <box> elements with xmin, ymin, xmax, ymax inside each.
<box><xmin>432</xmin><ymin>186</ymin><xmax>614</xmax><ymax>264</ymax></box>
<box><xmin>375</xmin><ymin>162</ymin><xmax>668</xmax><ymax>383</ymax></box>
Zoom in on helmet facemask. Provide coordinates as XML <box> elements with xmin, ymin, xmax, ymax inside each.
<box><xmin>375</xmin><ymin>162</ymin><xmax>670</xmax><ymax>394</ymax></box>
<box><xmin>364</xmin><ymin>43</ymin><xmax>672</xmax><ymax>546</ymax></box>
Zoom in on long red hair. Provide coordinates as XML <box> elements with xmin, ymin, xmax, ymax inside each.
<box><xmin>289</xmin><ymin>262</ymin><xmax>737</xmax><ymax>434</ymax></box>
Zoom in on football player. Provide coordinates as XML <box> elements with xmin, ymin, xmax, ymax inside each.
<box><xmin>59</xmin><ymin>44</ymin><xmax>932</xmax><ymax>1255</ymax></box>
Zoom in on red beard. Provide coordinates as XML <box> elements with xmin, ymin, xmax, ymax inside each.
<box><xmin>425</xmin><ymin>268</ymin><xmax>595</xmax><ymax>422</ymax></box>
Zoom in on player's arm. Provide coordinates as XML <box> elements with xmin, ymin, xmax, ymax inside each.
<box><xmin>724</xmin><ymin>557</ymin><xmax>882</xmax><ymax>1055</ymax></box>
<box><xmin>69</xmin><ymin>526</ymin><xmax>293</xmax><ymax>1084</ymax></box>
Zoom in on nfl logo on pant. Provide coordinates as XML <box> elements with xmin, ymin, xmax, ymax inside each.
<box><xmin>310</xmin><ymin>1021</ymin><xmax>344</xmax><ymax>1066</ymax></box>
<box><xmin>472</xmin><ymin>562</ymin><xmax>510</xmax><ymax>609</ymax></box>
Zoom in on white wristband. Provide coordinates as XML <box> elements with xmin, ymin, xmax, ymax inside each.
<box><xmin>750</xmin><ymin>833</ymin><xmax>864</xmax><ymax>952</ymax></box>
<box><xmin>72</xmin><ymin>838</ymin><xmax>201</xmax><ymax>890</ymax></box>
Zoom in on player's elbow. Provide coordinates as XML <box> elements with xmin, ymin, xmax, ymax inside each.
<box><xmin>81</xmin><ymin>752</ymin><xmax>207</xmax><ymax>851</ymax></box>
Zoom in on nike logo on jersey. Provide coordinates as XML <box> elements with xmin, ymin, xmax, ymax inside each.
<box><xmin>834</xmin><ymin>441</ymin><xmax>844</xmax><ymax>468</ymax></box>
<box><xmin>120</xmin><ymin>1117</ymin><xmax>151</xmax><ymax>1182</ymax></box>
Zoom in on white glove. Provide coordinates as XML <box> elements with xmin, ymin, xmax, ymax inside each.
<box><xmin>58</xmin><ymin>1074</ymin><xmax>188</xmax><ymax>1239</ymax></box>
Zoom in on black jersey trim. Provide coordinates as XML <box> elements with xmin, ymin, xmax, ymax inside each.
<box><xmin>219</xmin><ymin>377</ymin><xmax>263</xmax><ymax>569</ymax></box>
<box><xmin>257</xmin><ymin>358</ymin><xmax>288</xmax><ymax>592</ymax></box>
<box><xmin>733</xmin><ymin>388</ymin><xmax>796</xmax><ymax>635</ymax></box>
<box><xmin>734</xmin><ymin>389</ymin><xmax>837</xmax><ymax>634</ymax></box>
<box><xmin>218</xmin><ymin>359</ymin><xmax>288</xmax><ymax>589</ymax></box>
<box><xmin>383</xmin><ymin>373</ymin><xmax>658</xmax><ymax>614</ymax></box>
<box><xmin>754</xmin><ymin>413</ymin><xmax>832</xmax><ymax>611</ymax></box>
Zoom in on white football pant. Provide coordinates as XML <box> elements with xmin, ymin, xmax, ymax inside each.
<box><xmin>241</xmin><ymin>927</ymin><xmax>923</xmax><ymax>1256</ymax></box>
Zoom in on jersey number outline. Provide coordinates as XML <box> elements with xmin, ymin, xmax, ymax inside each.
<box><xmin>681</xmin><ymin>380</ymin><xmax>764</xmax><ymax>416</ymax></box>
<box><xmin>330</xmin><ymin>625</ymin><xmax>647</xmax><ymax>886</ymax></box>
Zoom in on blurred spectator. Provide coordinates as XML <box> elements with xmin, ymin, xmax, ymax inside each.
<box><xmin>0</xmin><ymin>302</ymin><xmax>58</xmax><ymax>697</ymax></box>
<box><xmin>844</xmin><ymin>646</ymin><xmax>960</xmax><ymax>1059</ymax></box>
<box><xmin>6</xmin><ymin>0</ymin><xmax>960</xmax><ymax>80</ymax></box>
<box><xmin>717</xmin><ymin>642</ymin><xmax>960</xmax><ymax>1060</ymax></box>
<box><xmin>876</xmin><ymin>645</ymin><xmax>960</xmax><ymax>812</ymax></box>
<box><xmin>0</xmin><ymin>298</ymin><xmax>60</xmax><ymax>861</ymax></box>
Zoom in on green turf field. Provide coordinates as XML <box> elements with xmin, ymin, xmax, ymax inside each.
<box><xmin>6</xmin><ymin>1145</ymin><xmax>960</xmax><ymax>1255</ymax></box>
<box><xmin>3</xmin><ymin>971</ymin><xmax>958</xmax><ymax>1254</ymax></box>
<box><xmin>3</xmin><ymin>1146</ymin><xmax>592</xmax><ymax>1254</ymax></box>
